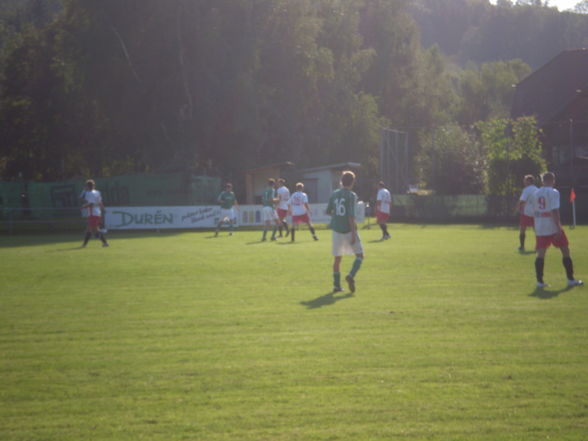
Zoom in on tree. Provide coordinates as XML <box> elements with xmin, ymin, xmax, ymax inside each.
<box><xmin>360</xmin><ymin>0</ymin><xmax>418</xmax><ymax>127</ymax></box>
<box><xmin>476</xmin><ymin>116</ymin><xmax>546</xmax><ymax>197</ymax></box>
<box><xmin>0</xmin><ymin>23</ymin><xmax>85</xmax><ymax>180</ymax></box>
<box><xmin>575</xmin><ymin>0</ymin><xmax>588</xmax><ymax>13</ymax></box>
<box><xmin>409</xmin><ymin>0</ymin><xmax>492</xmax><ymax>57</ymax></box>
<box><xmin>459</xmin><ymin>2</ymin><xmax>588</xmax><ymax>68</ymax></box>
<box><xmin>516</xmin><ymin>0</ymin><xmax>546</xmax><ymax>6</ymax></box>
<box><xmin>3</xmin><ymin>0</ymin><xmax>557</xmax><ymax>189</ymax></box>
<box><xmin>416</xmin><ymin>123</ymin><xmax>486</xmax><ymax>194</ymax></box>
<box><xmin>457</xmin><ymin>59</ymin><xmax>531</xmax><ymax>126</ymax></box>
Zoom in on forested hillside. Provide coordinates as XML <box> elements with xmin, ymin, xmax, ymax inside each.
<box><xmin>410</xmin><ymin>0</ymin><xmax>588</xmax><ymax>68</ymax></box>
<box><xmin>0</xmin><ymin>0</ymin><xmax>585</xmax><ymax>195</ymax></box>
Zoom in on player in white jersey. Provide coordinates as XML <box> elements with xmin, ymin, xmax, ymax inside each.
<box><xmin>275</xmin><ymin>178</ymin><xmax>291</xmax><ymax>237</ymax></box>
<box><xmin>288</xmin><ymin>182</ymin><xmax>318</xmax><ymax>242</ymax></box>
<box><xmin>524</xmin><ymin>172</ymin><xmax>582</xmax><ymax>288</ymax></box>
<box><xmin>376</xmin><ymin>181</ymin><xmax>391</xmax><ymax>240</ymax></box>
<box><xmin>516</xmin><ymin>175</ymin><xmax>538</xmax><ymax>251</ymax></box>
<box><xmin>81</xmin><ymin>179</ymin><xmax>109</xmax><ymax>247</ymax></box>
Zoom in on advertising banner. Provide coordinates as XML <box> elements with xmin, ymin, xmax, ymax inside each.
<box><xmin>105</xmin><ymin>203</ymin><xmax>364</xmax><ymax>230</ymax></box>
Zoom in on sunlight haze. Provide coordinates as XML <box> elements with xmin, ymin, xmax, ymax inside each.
<box><xmin>490</xmin><ymin>0</ymin><xmax>580</xmax><ymax>10</ymax></box>
<box><xmin>543</xmin><ymin>0</ymin><xmax>579</xmax><ymax>9</ymax></box>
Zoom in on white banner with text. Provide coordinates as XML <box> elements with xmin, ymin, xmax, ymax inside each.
<box><xmin>105</xmin><ymin>203</ymin><xmax>364</xmax><ymax>230</ymax></box>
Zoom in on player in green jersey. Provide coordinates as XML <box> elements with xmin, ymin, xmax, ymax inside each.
<box><xmin>261</xmin><ymin>178</ymin><xmax>280</xmax><ymax>241</ymax></box>
<box><xmin>326</xmin><ymin>171</ymin><xmax>363</xmax><ymax>293</ymax></box>
<box><xmin>215</xmin><ymin>182</ymin><xmax>239</xmax><ymax>236</ymax></box>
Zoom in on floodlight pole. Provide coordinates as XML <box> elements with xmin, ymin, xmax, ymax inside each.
<box><xmin>380</xmin><ymin>127</ymin><xmax>410</xmax><ymax>194</ymax></box>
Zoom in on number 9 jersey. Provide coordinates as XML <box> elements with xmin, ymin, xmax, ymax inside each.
<box><xmin>524</xmin><ymin>185</ymin><xmax>560</xmax><ymax>236</ymax></box>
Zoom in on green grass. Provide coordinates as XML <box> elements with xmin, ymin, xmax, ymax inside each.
<box><xmin>1</xmin><ymin>224</ymin><xmax>587</xmax><ymax>441</ymax></box>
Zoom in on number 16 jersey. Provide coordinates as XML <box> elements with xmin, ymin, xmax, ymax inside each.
<box><xmin>327</xmin><ymin>188</ymin><xmax>357</xmax><ymax>233</ymax></box>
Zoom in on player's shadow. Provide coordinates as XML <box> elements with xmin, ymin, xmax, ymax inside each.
<box><xmin>518</xmin><ymin>250</ymin><xmax>535</xmax><ymax>255</ymax></box>
<box><xmin>529</xmin><ymin>286</ymin><xmax>572</xmax><ymax>299</ymax></box>
<box><xmin>300</xmin><ymin>291</ymin><xmax>353</xmax><ymax>309</ymax></box>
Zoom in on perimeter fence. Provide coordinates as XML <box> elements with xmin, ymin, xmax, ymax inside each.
<box><xmin>388</xmin><ymin>194</ymin><xmax>518</xmax><ymax>223</ymax></box>
<box><xmin>0</xmin><ymin>173</ymin><xmax>221</xmax><ymax>209</ymax></box>
<box><xmin>0</xmin><ymin>195</ymin><xmax>588</xmax><ymax>234</ymax></box>
<box><xmin>387</xmin><ymin>193</ymin><xmax>584</xmax><ymax>224</ymax></box>
<box><xmin>360</xmin><ymin>191</ymin><xmax>588</xmax><ymax>225</ymax></box>
<box><xmin>1</xmin><ymin>207</ymin><xmax>86</xmax><ymax>234</ymax></box>
<box><xmin>1</xmin><ymin>192</ymin><xmax>584</xmax><ymax>234</ymax></box>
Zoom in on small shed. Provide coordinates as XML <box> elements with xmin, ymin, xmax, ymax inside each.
<box><xmin>244</xmin><ymin>162</ymin><xmax>295</xmax><ymax>204</ymax></box>
<box><xmin>297</xmin><ymin>162</ymin><xmax>361</xmax><ymax>203</ymax></box>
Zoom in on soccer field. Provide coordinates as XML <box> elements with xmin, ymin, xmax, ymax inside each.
<box><xmin>1</xmin><ymin>224</ymin><xmax>587</xmax><ymax>441</ymax></box>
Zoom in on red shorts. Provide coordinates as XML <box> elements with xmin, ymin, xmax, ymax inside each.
<box><xmin>293</xmin><ymin>213</ymin><xmax>309</xmax><ymax>224</ymax></box>
<box><xmin>536</xmin><ymin>230</ymin><xmax>569</xmax><ymax>249</ymax></box>
<box><xmin>277</xmin><ymin>208</ymin><xmax>288</xmax><ymax>220</ymax></box>
<box><xmin>88</xmin><ymin>215</ymin><xmax>101</xmax><ymax>229</ymax></box>
<box><xmin>376</xmin><ymin>211</ymin><xmax>390</xmax><ymax>223</ymax></box>
<box><xmin>519</xmin><ymin>214</ymin><xmax>534</xmax><ymax>227</ymax></box>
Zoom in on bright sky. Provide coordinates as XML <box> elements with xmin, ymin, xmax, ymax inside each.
<box><xmin>490</xmin><ymin>0</ymin><xmax>579</xmax><ymax>11</ymax></box>
<box><xmin>549</xmin><ymin>0</ymin><xmax>579</xmax><ymax>9</ymax></box>
<box><xmin>541</xmin><ymin>0</ymin><xmax>579</xmax><ymax>10</ymax></box>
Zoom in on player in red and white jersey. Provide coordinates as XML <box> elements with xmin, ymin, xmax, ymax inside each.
<box><xmin>288</xmin><ymin>182</ymin><xmax>318</xmax><ymax>242</ymax></box>
<box><xmin>81</xmin><ymin>179</ymin><xmax>109</xmax><ymax>248</ymax></box>
<box><xmin>524</xmin><ymin>172</ymin><xmax>582</xmax><ymax>288</ymax></box>
<box><xmin>376</xmin><ymin>181</ymin><xmax>391</xmax><ymax>240</ymax></box>
<box><xmin>275</xmin><ymin>178</ymin><xmax>291</xmax><ymax>237</ymax></box>
<box><xmin>516</xmin><ymin>175</ymin><xmax>538</xmax><ymax>251</ymax></box>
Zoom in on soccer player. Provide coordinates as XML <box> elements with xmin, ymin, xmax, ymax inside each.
<box><xmin>261</xmin><ymin>178</ymin><xmax>280</xmax><ymax>241</ymax></box>
<box><xmin>524</xmin><ymin>172</ymin><xmax>583</xmax><ymax>288</ymax></box>
<box><xmin>516</xmin><ymin>174</ymin><xmax>538</xmax><ymax>250</ymax></box>
<box><xmin>215</xmin><ymin>182</ymin><xmax>239</xmax><ymax>236</ymax></box>
<box><xmin>81</xmin><ymin>179</ymin><xmax>109</xmax><ymax>247</ymax></box>
<box><xmin>288</xmin><ymin>182</ymin><xmax>318</xmax><ymax>242</ymax></box>
<box><xmin>326</xmin><ymin>171</ymin><xmax>363</xmax><ymax>293</ymax></box>
<box><xmin>376</xmin><ymin>181</ymin><xmax>392</xmax><ymax>240</ymax></box>
<box><xmin>275</xmin><ymin>178</ymin><xmax>291</xmax><ymax>237</ymax></box>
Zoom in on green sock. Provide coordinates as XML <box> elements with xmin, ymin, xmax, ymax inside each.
<box><xmin>349</xmin><ymin>257</ymin><xmax>363</xmax><ymax>278</ymax></box>
<box><xmin>262</xmin><ymin>228</ymin><xmax>267</xmax><ymax>240</ymax></box>
<box><xmin>271</xmin><ymin>225</ymin><xmax>277</xmax><ymax>238</ymax></box>
<box><xmin>333</xmin><ymin>272</ymin><xmax>341</xmax><ymax>289</ymax></box>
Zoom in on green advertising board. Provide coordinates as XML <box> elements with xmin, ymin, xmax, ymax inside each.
<box><xmin>0</xmin><ymin>173</ymin><xmax>221</xmax><ymax>211</ymax></box>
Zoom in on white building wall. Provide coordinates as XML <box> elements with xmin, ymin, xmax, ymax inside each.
<box><xmin>299</xmin><ymin>170</ymin><xmax>334</xmax><ymax>203</ymax></box>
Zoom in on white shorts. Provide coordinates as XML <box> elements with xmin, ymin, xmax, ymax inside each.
<box><xmin>262</xmin><ymin>206</ymin><xmax>278</xmax><ymax>223</ymax></box>
<box><xmin>220</xmin><ymin>208</ymin><xmax>235</xmax><ymax>222</ymax></box>
<box><xmin>332</xmin><ymin>231</ymin><xmax>364</xmax><ymax>257</ymax></box>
